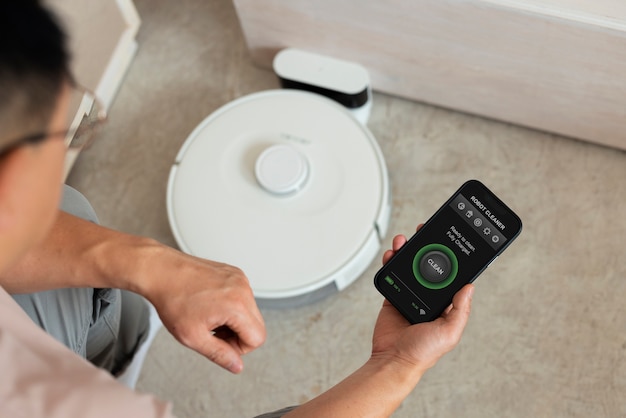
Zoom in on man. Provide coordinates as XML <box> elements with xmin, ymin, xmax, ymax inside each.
<box><xmin>0</xmin><ymin>2</ymin><xmax>473</xmax><ymax>417</ymax></box>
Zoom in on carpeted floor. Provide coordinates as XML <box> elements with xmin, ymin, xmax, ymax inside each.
<box><xmin>67</xmin><ymin>1</ymin><xmax>626</xmax><ymax>417</ymax></box>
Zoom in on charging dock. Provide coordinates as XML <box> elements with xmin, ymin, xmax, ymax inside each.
<box><xmin>273</xmin><ymin>48</ymin><xmax>372</xmax><ymax>125</ymax></box>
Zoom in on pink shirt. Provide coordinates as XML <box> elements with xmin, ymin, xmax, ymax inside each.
<box><xmin>0</xmin><ymin>286</ymin><xmax>174</xmax><ymax>418</ymax></box>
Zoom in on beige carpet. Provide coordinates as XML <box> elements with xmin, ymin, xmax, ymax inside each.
<box><xmin>67</xmin><ymin>0</ymin><xmax>626</xmax><ymax>416</ymax></box>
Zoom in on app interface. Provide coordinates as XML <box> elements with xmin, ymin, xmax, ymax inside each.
<box><xmin>378</xmin><ymin>189</ymin><xmax>517</xmax><ymax>322</ymax></box>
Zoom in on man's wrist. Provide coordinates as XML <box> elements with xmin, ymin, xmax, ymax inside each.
<box><xmin>92</xmin><ymin>231</ymin><xmax>163</xmax><ymax>296</ymax></box>
<box><xmin>366</xmin><ymin>352</ymin><xmax>427</xmax><ymax>388</ymax></box>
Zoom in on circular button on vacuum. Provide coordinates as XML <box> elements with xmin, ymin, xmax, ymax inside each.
<box><xmin>419</xmin><ymin>250</ymin><xmax>452</xmax><ymax>283</ymax></box>
<box><xmin>255</xmin><ymin>144</ymin><xmax>309</xmax><ymax>195</ymax></box>
<box><xmin>413</xmin><ymin>244</ymin><xmax>459</xmax><ymax>290</ymax></box>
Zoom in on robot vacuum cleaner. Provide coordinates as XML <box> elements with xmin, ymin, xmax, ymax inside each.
<box><xmin>167</xmin><ymin>90</ymin><xmax>391</xmax><ymax>308</ymax></box>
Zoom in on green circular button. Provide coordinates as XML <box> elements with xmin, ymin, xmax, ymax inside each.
<box><xmin>413</xmin><ymin>244</ymin><xmax>458</xmax><ymax>289</ymax></box>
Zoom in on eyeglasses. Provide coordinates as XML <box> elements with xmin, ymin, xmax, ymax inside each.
<box><xmin>0</xmin><ymin>83</ymin><xmax>108</xmax><ymax>157</ymax></box>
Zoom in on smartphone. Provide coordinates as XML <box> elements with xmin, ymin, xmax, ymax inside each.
<box><xmin>374</xmin><ymin>180</ymin><xmax>522</xmax><ymax>324</ymax></box>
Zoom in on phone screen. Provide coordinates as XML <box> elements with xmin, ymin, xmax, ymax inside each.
<box><xmin>374</xmin><ymin>180</ymin><xmax>522</xmax><ymax>323</ymax></box>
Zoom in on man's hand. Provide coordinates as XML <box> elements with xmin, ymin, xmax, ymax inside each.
<box><xmin>137</xmin><ymin>244</ymin><xmax>266</xmax><ymax>374</ymax></box>
<box><xmin>283</xmin><ymin>227</ymin><xmax>473</xmax><ymax>417</ymax></box>
<box><xmin>372</xmin><ymin>228</ymin><xmax>473</xmax><ymax>373</ymax></box>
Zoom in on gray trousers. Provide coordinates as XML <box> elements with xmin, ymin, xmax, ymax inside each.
<box><xmin>11</xmin><ymin>185</ymin><xmax>149</xmax><ymax>375</ymax></box>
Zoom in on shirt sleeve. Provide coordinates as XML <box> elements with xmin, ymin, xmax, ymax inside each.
<box><xmin>0</xmin><ymin>287</ymin><xmax>174</xmax><ymax>418</ymax></box>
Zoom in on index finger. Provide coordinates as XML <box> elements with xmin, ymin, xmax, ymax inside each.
<box><xmin>199</xmin><ymin>309</ymin><xmax>266</xmax><ymax>374</ymax></box>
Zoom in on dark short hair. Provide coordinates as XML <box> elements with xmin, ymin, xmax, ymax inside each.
<box><xmin>0</xmin><ymin>1</ymin><xmax>71</xmax><ymax>147</ymax></box>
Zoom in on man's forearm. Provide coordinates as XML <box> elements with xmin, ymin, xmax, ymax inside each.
<box><xmin>2</xmin><ymin>209</ymin><xmax>268</xmax><ymax>373</ymax></box>
<box><xmin>284</xmin><ymin>356</ymin><xmax>425</xmax><ymax>418</ymax></box>
<box><xmin>1</xmin><ymin>210</ymin><xmax>156</xmax><ymax>294</ymax></box>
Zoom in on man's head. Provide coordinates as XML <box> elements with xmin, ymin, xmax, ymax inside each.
<box><xmin>0</xmin><ymin>1</ymin><xmax>70</xmax><ymax>147</ymax></box>
<box><xmin>0</xmin><ymin>1</ymin><xmax>72</xmax><ymax>271</ymax></box>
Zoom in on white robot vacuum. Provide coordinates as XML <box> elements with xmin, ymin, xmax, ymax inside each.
<box><xmin>167</xmin><ymin>90</ymin><xmax>391</xmax><ymax>308</ymax></box>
